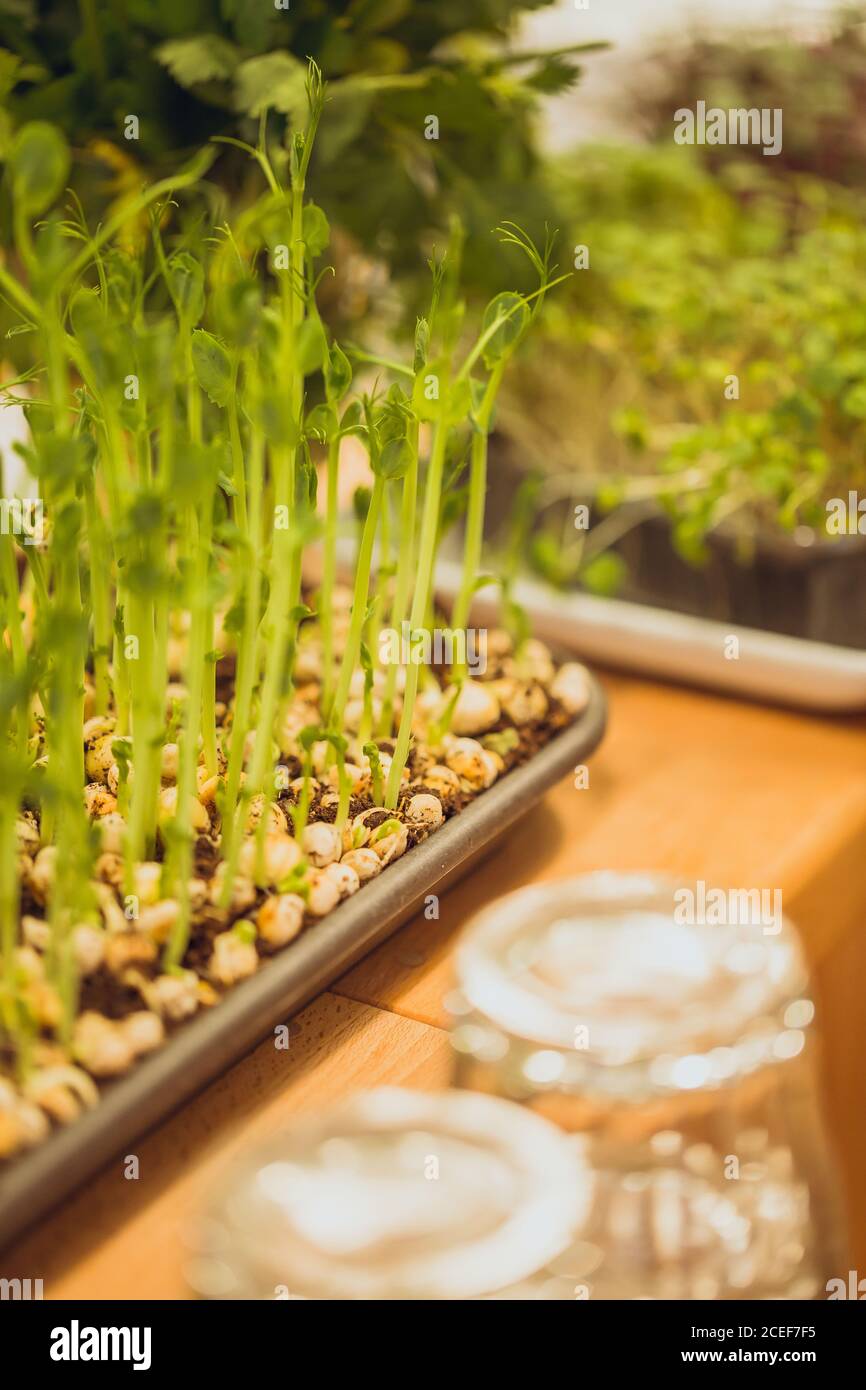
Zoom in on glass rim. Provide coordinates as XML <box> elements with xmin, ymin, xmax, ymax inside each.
<box><xmin>453</xmin><ymin>871</ymin><xmax>812</xmax><ymax>1068</ymax></box>
<box><xmin>191</xmin><ymin>1087</ymin><xmax>590</xmax><ymax>1300</ymax></box>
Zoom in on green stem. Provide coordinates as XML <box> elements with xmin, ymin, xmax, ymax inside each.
<box><xmin>329</xmin><ymin>475</ymin><xmax>384</xmax><ymax>733</ymax></box>
<box><xmin>218</xmin><ymin>426</ymin><xmax>264</xmax><ymax>906</ymax></box>
<box><xmin>335</xmin><ymin>743</ymin><xmax>351</xmax><ymax>831</ymax></box>
<box><xmin>234</xmin><ymin>442</ymin><xmax>298</xmax><ymax>870</ymax></box>
<box><xmin>227</xmin><ymin>366</ymin><xmax>249</xmax><ymax>537</ymax></box>
<box><xmin>451</xmin><ymin>368</ymin><xmax>502</xmax><ymax>681</ymax></box>
<box><xmin>385</xmin><ymin>416</ymin><xmax>448</xmax><ymax>808</ymax></box>
<box><xmin>124</xmin><ymin>575</ymin><xmax>162</xmax><ymax>879</ymax></box>
<box><xmin>320</xmin><ymin>433</ymin><xmax>340</xmax><ymax>711</ymax></box>
<box><xmin>164</xmin><ymin>501</ymin><xmax>212</xmax><ymax>969</ymax></box>
<box><xmin>380</xmin><ymin>423</ymin><xmax>418</xmax><ymax>735</ymax></box>
<box><xmin>82</xmin><ymin>475</ymin><xmax>112</xmax><ymax>715</ymax></box>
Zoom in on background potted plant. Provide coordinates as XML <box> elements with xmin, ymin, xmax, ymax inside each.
<box><xmin>491</xmin><ymin>129</ymin><xmax>866</xmax><ymax>648</ymax></box>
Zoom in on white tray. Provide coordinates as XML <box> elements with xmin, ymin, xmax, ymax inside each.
<box><xmin>433</xmin><ymin>561</ymin><xmax>866</xmax><ymax>714</ymax></box>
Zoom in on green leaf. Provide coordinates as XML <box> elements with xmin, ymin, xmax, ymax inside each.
<box><xmin>252</xmin><ymin>389</ymin><xmax>300</xmax><ymax>448</ymax></box>
<box><xmin>580</xmin><ymin>552</ymin><xmax>627</xmax><ymax>596</ymax></box>
<box><xmin>353</xmin><ymin>485</ymin><xmax>372</xmax><ymax>524</ymax></box>
<box><xmin>126</xmin><ymin>491</ymin><xmax>164</xmax><ymax>537</ymax></box>
<box><xmin>302</xmin><ymin>203</ymin><xmax>330</xmax><ymax>258</ymax></box>
<box><xmin>191</xmin><ymin>329</ymin><xmax>233</xmax><ymax>408</ymax></box>
<box><xmin>481</xmin><ymin>291</ymin><xmax>529</xmax><ymax>367</ymax></box>
<box><xmin>167</xmin><ymin>252</ymin><xmax>205</xmax><ymax>325</ymax></box>
<box><xmin>412</xmin><ymin>362</ymin><xmax>444</xmax><ymax>421</ymax></box>
<box><xmin>27</xmin><ymin>435</ymin><xmax>90</xmax><ymax>491</ymax></box>
<box><xmin>234</xmin><ymin>53</ymin><xmax>307</xmax><ymax>122</ymax></box>
<box><xmin>413</xmin><ymin>317</ymin><xmax>429</xmax><ymax>372</ymax></box>
<box><xmin>304</xmin><ymin>402</ymin><xmax>339</xmax><ymax>442</ymax></box>
<box><xmin>446</xmin><ymin>378</ymin><xmax>472</xmax><ymax>424</ymax></box>
<box><xmin>326</xmin><ymin>343</ymin><xmax>352</xmax><ymax>402</ymax></box>
<box><xmin>295</xmin><ymin>315</ymin><xmax>328</xmax><ymax>376</ymax></box>
<box><xmin>341</xmin><ymin>399</ymin><xmax>364</xmax><ymax>433</ymax></box>
<box><xmin>10</xmin><ymin>122</ymin><xmax>69</xmax><ymax>216</ymax></box>
<box><xmin>375</xmin><ymin>436</ymin><xmax>413</xmax><ymax>481</ymax></box>
<box><xmin>156</xmin><ymin>36</ymin><xmax>240</xmax><ymax>89</ymax></box>
<box><xmin>526</xmin><ymin>57</ymin><xmax>582</xmax><ymax>97</ymax></box>
<box><xmin>212</xmin><ymin>278</ymin><xmax>262</xmax><ymax>347</ymax></box>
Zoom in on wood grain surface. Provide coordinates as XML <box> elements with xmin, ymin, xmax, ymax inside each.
<box><xmin>4</xmin><ymin>671</ymin><xmax>866</xmax><ymax>1298</ymax></box>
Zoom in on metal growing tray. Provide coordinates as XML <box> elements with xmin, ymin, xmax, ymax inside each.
<box><xmin>0</xmin><ymin>677</ymin><xmax>607</xmax><ymax>1249</ymax></box>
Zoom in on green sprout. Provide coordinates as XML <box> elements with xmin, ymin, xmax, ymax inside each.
<box><xmin>0</xmin><ymin>68</ymin><xmax>565</xmax><ymax>1105</ymax></box>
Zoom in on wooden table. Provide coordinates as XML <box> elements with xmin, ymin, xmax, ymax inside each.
<box><xmin>5</xmin><ymin>671</ymin><xmax>866</xmax><ymax>1298</ymax></box>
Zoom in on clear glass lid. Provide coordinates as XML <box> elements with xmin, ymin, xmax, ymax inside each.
<box><xmin>187</xmin><ymin>1087</ymin><xmax>589</xmax><ymax>1299</ymax></box>
<box><xmin>454</xmin><ymin>873</ymin><xmax>812</xmax><ymax>1083</ymax></box>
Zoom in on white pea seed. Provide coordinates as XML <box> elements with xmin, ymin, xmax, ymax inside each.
<box><xmin>121</xmin><ymin>1010</ymin><xmax>165</xmax><ymax>1057</ymax></box>
<box><xmin>138</xmin><ymin>899</ymin><xmax>181</xmax><ymax>944</ymax></box>
<box><xmin>301</xmin><ymin>821</ymin><xmax>342</xmax><ymax>868</ymax></box>
<box><xmin>83</xmin><ymin>715</ymin><xmax>115</xmax><ymax>746</ymax></box>
<box><xmin>405</xmin><ymin>793</ymin><xmax>445</xmax><ymax>834</ymax></box>
<box><xmin>22</xmin><ymin>915</ymin><xmax>51</xmax><ymax>952</ymax></box>
<box><xmin>257</xmin><ymin>894</ymin><xmax>306</xmax><ymax>948</ymax></box>
<box><xmin>305</xmin><ymin>869</ymin><xmax>341</xmax><ymax>917</ymax></box>
<box><xmin>448</xmin><ymin>680</ymin><xmax>501</xmax><ymax>736</ymax></box>
<box><xmin>15</xmin><ymin>816</ymin><xmax>40</xmax><ymax>857</ymax></box>
<box><xmin>516</xmin><ymin>638</ymin><xmax>555</xmax><ymax>685</ymax></box>
<box><xmin>341</xmin><ymin>848</ymin><xmax>381</xmax><ymax>883</ymax></box>
<box><xmin>322</xmin><ymin>860</ymin><xmax>360</xmax><ymax>900</ymax></box>
<box><xmin>419</xmin><ymin>765</ymin><xmax>461</xmax><ymax>802</ymax></box>
<box><xmin>133</xmin><ymin>861</ymin><xmax>163</xmax><ymax>907</ymax></box>
<box><xmin>371</xmin><ymin>821</ymin><xmax>409</xmax><ymax>865</ymax></box>
<box><xmin>208</xmin><ymin>865</ymin><xmax>256</xmax><ymax>914</ymax></box>
<box><xmin>495</xmin><ymin>678</ymin><xmax>548</xmax><ymax>726</ymax></box>
<box><xmin>444</xmin><ymin>738</ymin><xmax>490</xmax><ymax>791</ymax></box>
<box><xmin>210</xmin><ymin>930</ymin><xmax>259</xmax><ymax>986</ymax></box>
<box><xmin>158</xmin><ymin>786</ymin><xmax>209</xmax><ymax>833</ymax></box>
<box><xmin>245</xmin><ymin>795</ymin><xmax>288</xmax><ymax>835</ymax></box>
<box><xmin>73</xmin><ymin>1012</ymin><xmax>135</xmax><ymax>1077</ymax></box>
<box><xmin>550</xmin><ymin>661</ymin><xmax>591</xmax><ymax>715</ymax></box>
<box><xmin>145</xmin><ymin>972</ymin><xmax>199</xmax><ymax>1022</ymax></box>
<box><xmin>28</xmin><ymin>846</ymin><xmax>58</xmax><ymax>905</ymax></box>
<box><xmin>84</xmin><ymin>782</ymin><xmax>118</xmax><ymax>818</ymax></box>
<box><xmin>85</xmin><ymin>733</ymin><xmax>118</xmax><ymax>784</ymax></box>
<box><xmin>160</xmin><ymin>742</ymin><xmax>180</xmax><ymax>782</ymax></box>
<box><xmin>98</xmin><ymin>812</ymin><xmax>127</xmax><ymax>855</ymax></box>
<box><xmin>71</xmin><ymin>924</ymin><xmax>106</xmax><ymax>977</ymax></box>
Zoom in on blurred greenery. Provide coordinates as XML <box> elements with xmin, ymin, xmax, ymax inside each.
<box><xmin>497</xmin><ymin>144</ymin><xmax>866</xmax><ymax>582</ymax></box>
<box><xmin>0</xmin><ymin>0</ymin><xmax>603</xmax><ymax>311</ymax></box>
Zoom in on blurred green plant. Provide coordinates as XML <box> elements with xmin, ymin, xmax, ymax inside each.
<box><xmin>498</xmin><ymin>144</ymin><xmax>866</xmax><ymax>583</ymax></box>
<box><xmin>0</xmin><ymin>0</ymin><xmax>602</xmax><ymax>311</ymax></box>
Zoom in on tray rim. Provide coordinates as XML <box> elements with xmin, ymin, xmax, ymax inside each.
<box><xmin>434</xmin><ymin>559</ymin><xmax>866</xmax><ymax>713</ymax></box>
<box><xmin>0</xmin><ymin>677</ymin><xmax>607</xmax><ymax>1251</ymax></box>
